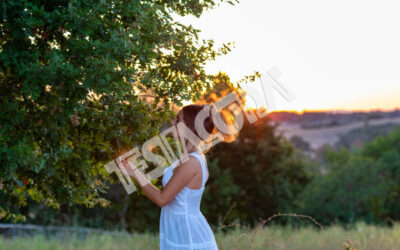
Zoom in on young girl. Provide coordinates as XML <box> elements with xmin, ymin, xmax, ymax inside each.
<box><xmin>120</xmin><ymin>104</ymin><xmax>237</xmax><ymax>250</ymax></box>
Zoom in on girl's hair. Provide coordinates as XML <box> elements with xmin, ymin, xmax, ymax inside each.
<box><xmin>178</xmin><ymin>104</ymin><xmax>238</xmax><ymax>144</ymax></box>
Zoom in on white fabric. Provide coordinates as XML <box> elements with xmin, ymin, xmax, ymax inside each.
<box><xmin>159</xmin><ymin>152</ymin><xmax>219</xmax><ymax>250</ymax></box>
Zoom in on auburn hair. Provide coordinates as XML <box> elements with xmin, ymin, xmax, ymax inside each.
<box><xmin>178</xmin><ymin>104</ymin><xmax>237</xmax><ymax>144</ymax></box>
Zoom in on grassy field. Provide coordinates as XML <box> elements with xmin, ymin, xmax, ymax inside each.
<box><xmin>1</xmin><ymin>222</ymin><xmax>399</xmax><ymax>250</ymax></box>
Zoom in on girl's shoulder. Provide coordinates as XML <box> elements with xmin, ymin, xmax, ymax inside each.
<box><xmin>172</xmin><ymin>153</ymin><xmax>204</xmax><ymax>174</ymax></box>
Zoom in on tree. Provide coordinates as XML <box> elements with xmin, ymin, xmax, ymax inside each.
<box><xmin>289</xmin><ymin>135</ymin><xmax>311</xmax><ymax>151</ymax></box>
<box><xmin>297</xmin><ymin>127</ymin><xmax>400</xmax><ymax>225</ymax></box>
<box><xmin>196</xmin><ymin>73</ymin><xmax>311</xmax><ymax>226</ymax></box>
<box><xmin>0</xmin><ymin>0</ymin><xmax>237</xmax><ymax>221</ymax></box>
<box><xmin>207</xmin><ymin>116</ymin><xmax>312</xmax><ymax>226</ymax></box>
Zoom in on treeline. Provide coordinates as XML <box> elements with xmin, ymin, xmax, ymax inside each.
<box><xmin>4</xmin><ymin>117</ymin><xmax>399</xmax><ymax>232</ymax></box>
<box><xmin>298</xmin><ymin>126</ymin><xmax>400</xmax><ymax>225</ymax></box>
<box><xmin>1</xmin><ymin>115</ymin><xmax>311</xmax><ymax>232</ymax></box>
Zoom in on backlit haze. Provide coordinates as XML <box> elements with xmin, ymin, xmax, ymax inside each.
<box><xmin>174</xmin><ymin>0</ymin><xmax>400</xmax><ymax>113</ymax></box>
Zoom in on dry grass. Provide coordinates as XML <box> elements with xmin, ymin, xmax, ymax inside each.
<box><xmin>215</xmin><ymin>221</ymin><xmax>400</xmax><ymax>250</ymax></box>
<box><xmin>1</xmin><ymin>221</ymin><xmax>399</xmax><ymax>250</ymax></box>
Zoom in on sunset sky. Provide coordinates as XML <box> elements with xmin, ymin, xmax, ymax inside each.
<box><xmin>174</xmin><ymin>0</ymin><xmax>400</xmax><ymax>113</ymax></box>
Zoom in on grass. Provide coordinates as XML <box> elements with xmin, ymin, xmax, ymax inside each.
<box><xmin>1</xmin><ymin>222</ymin><xmax>399</xmax><ymax>250</ymax></box>
<box><xmin>216</xmin><ymin>222</ymin><xmax>400</xmax><ymax>250</ymax></box>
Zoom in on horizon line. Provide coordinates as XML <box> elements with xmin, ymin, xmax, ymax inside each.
<box><xmin>268</xmin><ymin>107</ymin><xmax>400</xmax><ymax>115</ymax></box>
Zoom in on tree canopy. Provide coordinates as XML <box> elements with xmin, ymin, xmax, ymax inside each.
<box><xmin>298</xmin><ymin>127</ymin><xmax>400</xmax><ymax>225</ymax></box>
<box><xmin>0</xmin><ymin>0</ymin><xmax>237</xmax><ymax>221</ymax></box>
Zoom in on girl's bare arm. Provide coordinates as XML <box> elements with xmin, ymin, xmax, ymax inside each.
<box><xmin>120</xmin><ymin>157</ymin><xmax>200</xmax><ymax>207</ymax></box>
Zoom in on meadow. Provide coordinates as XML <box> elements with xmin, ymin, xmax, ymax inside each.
<box><xmin>1</xmin><ymin>222</ymin><xmax>399</xmax><ymax>250</ymax></box>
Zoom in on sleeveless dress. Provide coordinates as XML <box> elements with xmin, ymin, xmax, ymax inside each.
<box><xmin>159</xmin><ymin>152</ymin><xmax>219</xmax><ymax>250</ymax></box>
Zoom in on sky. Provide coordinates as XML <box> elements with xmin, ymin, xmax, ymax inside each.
<box><xmin>174</xmin><ymin>0</ymin><xmax>400</xmax><ymax>113</ymax></box>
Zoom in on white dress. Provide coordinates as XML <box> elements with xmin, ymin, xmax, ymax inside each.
<box><xmin>159</xmin><ymin>152</ymin><xmax>219</xmax><ymax>250</ymax></box>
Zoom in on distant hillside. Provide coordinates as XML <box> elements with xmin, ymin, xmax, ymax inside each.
<box><xmin>335</xmin><ymin>123</ymin><xmax>400</xmax><ymax>150</ymax></box>
<box><xmin>267</xmin><ymin>109</ymin><xmax>400</xmax><ymax>129</ymax></box>
<box><xmin>269</xmin><ymin>109</ymin><xmax>400</xmax><ymax>151</ymax></box>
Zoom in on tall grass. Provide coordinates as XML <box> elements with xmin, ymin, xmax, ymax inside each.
<box><xmin>1</xmin><ymin>222</ymin><xmax>399</xmax><ymax>250</ymax></box>
<box><xmin>215</xmin><ymin>221</ymin><xmax>400</xmax><ymax>250</ymax></box>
